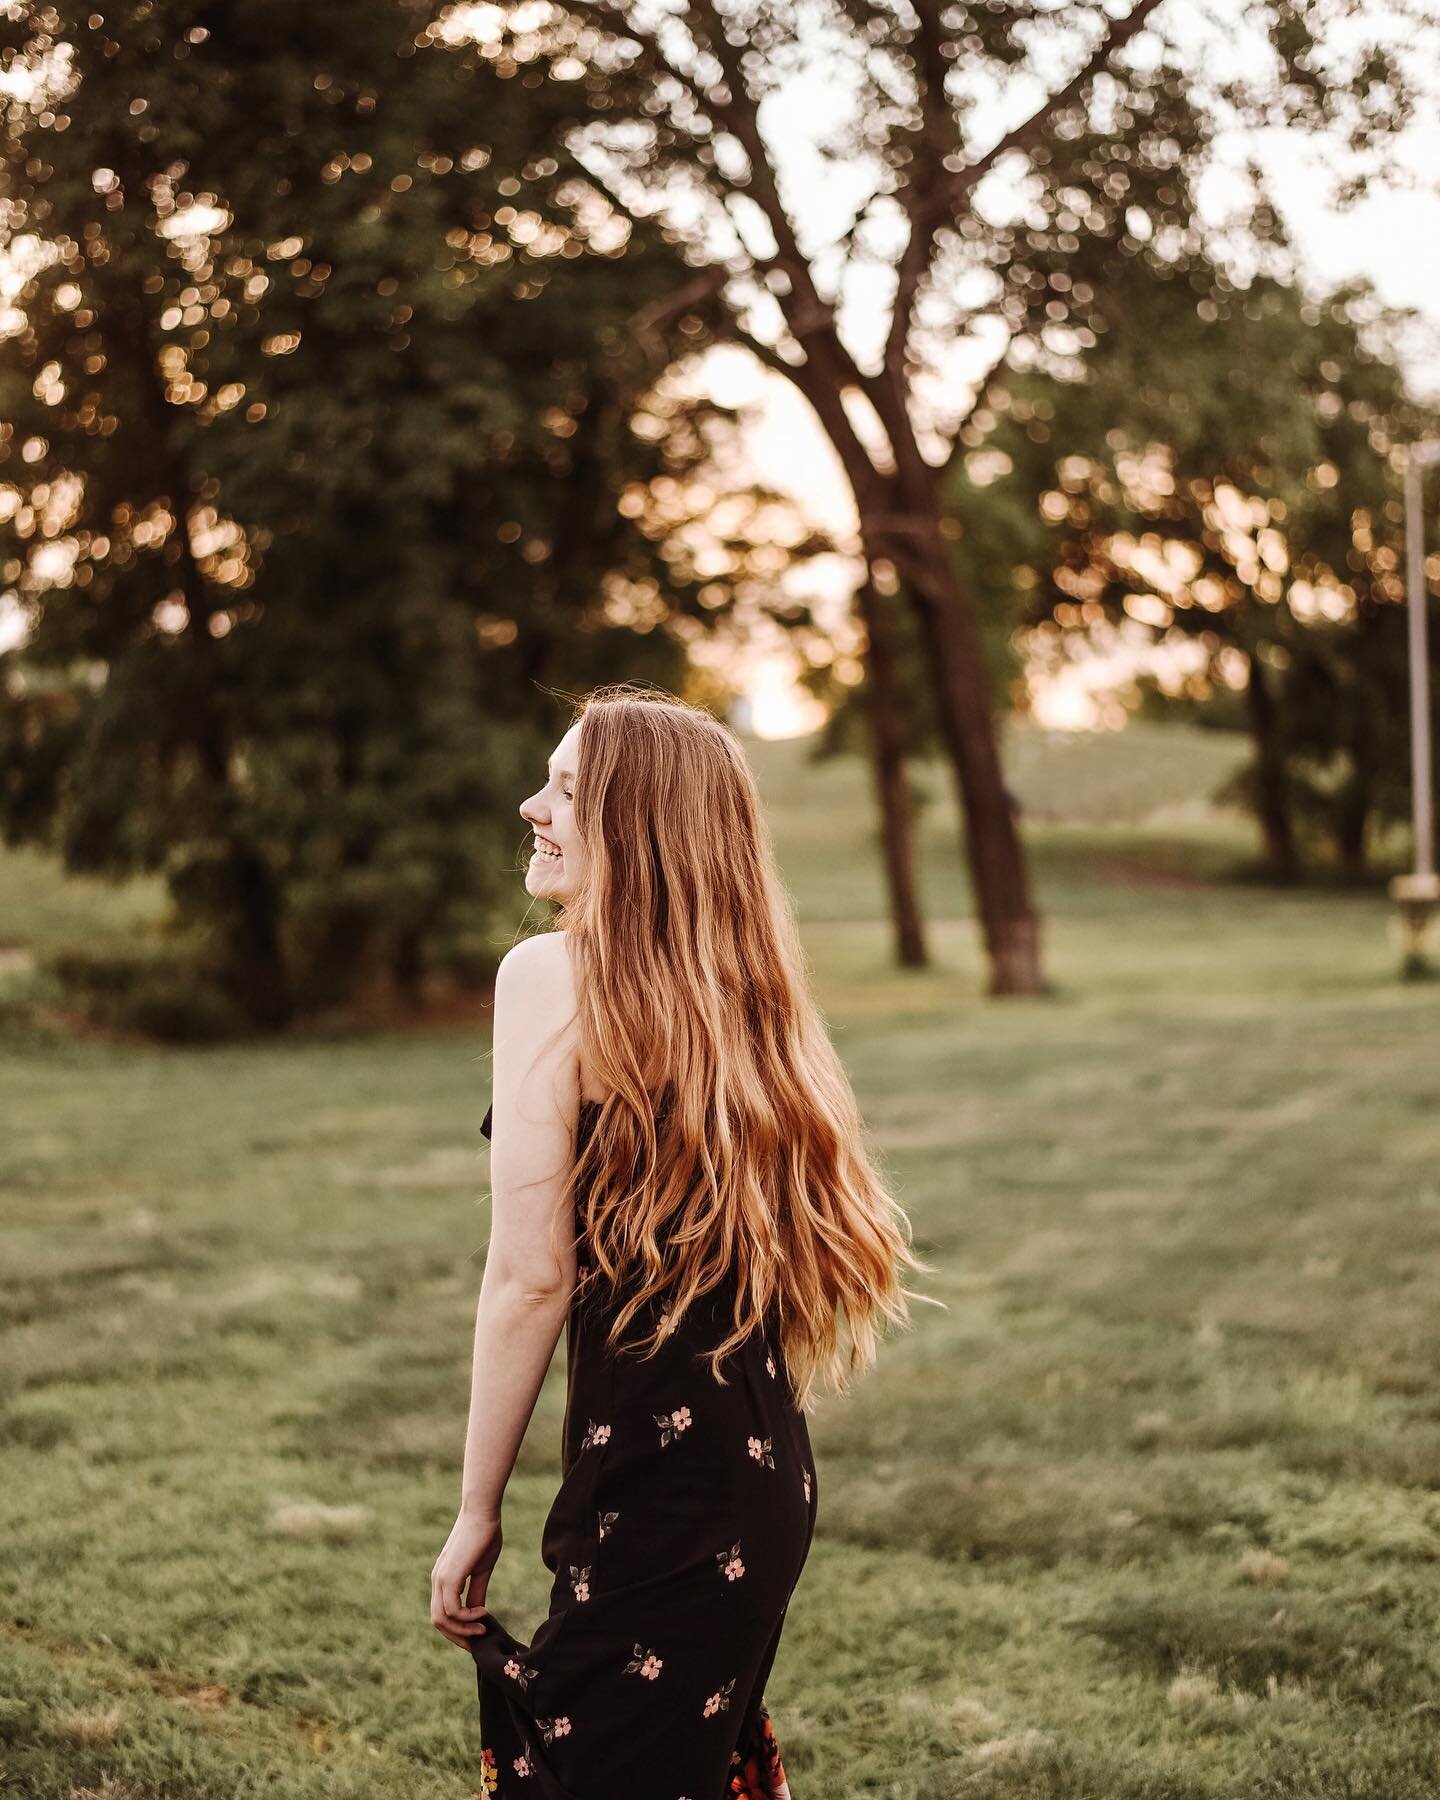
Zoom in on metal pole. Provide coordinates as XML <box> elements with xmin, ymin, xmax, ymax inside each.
<box><xmin>1391</xmin><ymin>443</ymin><xmax>1440</xmax><ymax>976</ymax></box>
<box><xmin>1405</xmin><ymin>456</ymin><xmax>1435</xmax><ymax>879</ymax></box>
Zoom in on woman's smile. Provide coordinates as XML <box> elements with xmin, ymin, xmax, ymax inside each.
<box><xmin>519</xmin><ymin>721</ymin><xmax>584</xmax><ymax>900</ymax></box>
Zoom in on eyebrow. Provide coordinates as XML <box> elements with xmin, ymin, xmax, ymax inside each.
<box><xmin>547</xmin><ymin>758</ymin><xmax>574</xmax><ymax>780</ymax></box>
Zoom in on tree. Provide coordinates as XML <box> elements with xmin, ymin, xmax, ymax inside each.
<box><xmin>464</xmin><ymin>0</ymin><xmax>1424</xmax><ymax>992</ymax></box>
<box><xmin>0</xmin><ymin>0</ymin><xmax>736</xmax><ymax>1026</ymax></box>
<box><xmin>801</xmin><ymin>560</ymin><xmax>936</xmax><ymax>965</ymax></box>
<box><xmin>957</xmin><ymin>268</ymin><xmax>1437</xmax><ymax>876</ymax></box>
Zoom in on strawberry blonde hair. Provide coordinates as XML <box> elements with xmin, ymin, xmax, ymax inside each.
<box><xmin>552</xmin><ymin>683</ymin><xmax>929</xmax><ymax>1412</ymax></box>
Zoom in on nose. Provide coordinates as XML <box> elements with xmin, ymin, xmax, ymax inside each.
<box><xmin>520</xmin><ymin>792</ymin><xmax>547</xmax><ymax>827</ymax></box>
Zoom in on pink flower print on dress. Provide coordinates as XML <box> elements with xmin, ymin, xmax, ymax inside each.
<box><xmin>480</xmin><ymin>1746</ymin><xmax>498</xmax><ymax>1793</ymax></box>
<box><xmin>624</xmin><ymin>1642</ymin><xmax>664</xmax><ymax>1679</ymax></box>
<box><xmin>715</xmin><ymin>1540</ymin><xmax>745</xmax><ymax>1581</ymax></box>
<box><xmin>513</xmin><ymin>1750</ymin><xmax>533</xmax><ymax>1777</ymax></box>
<box><xmin>569</xmin><ymin>1563</ymin><xmax>591</xmax><ymax>1602</ymax></box>
<box><xmin>747</xmin><ymin>1434</ymin><xmax>775</xmax><ymax>1468</ymax></box>
<box><xmin>537</xmin><ymin>1716</ymin><xmax>572</xmax><ymax>1744</ymax></box>
<box><xmin>598</xmin><ymin>1507</ymin><xmax>620</xmax><ymax>1540</ymax></box>
<box><xmin>765</xmin><ymin>1351</ymin><xmax>776</xmax><ymax>1379</ymax></box>
<box><xmin>802</xmin><ymin>1466</ymin><xmax>812</xmax><ymax>1503</ymax></box>
<box><xmin>702</xmin><ymin>1676</ymin><xmax>737</xmax><ymax>1717</ymax></box>
<box><xmin>654</xmin><ymin>1405</ymin><xmax>692</xmax><ymax>1446</ymax></box>
<box><xmin>503</xmin><ymin>1656</ymin><xmax>540</xmax><ymax>1691</ymax></box>
<box><xmin>581</xmin><ymin>1419</ymin><xmax>611</xmax><ymax>1450</ymax></box>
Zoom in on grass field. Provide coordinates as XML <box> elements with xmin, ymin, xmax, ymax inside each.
<box><xmin>3</xmin><ymin>724</ymin><xmax>1439</xmax><ymax>1799</ymax></box>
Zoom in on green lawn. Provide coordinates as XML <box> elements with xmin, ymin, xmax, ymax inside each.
<box><xmin>3</xmin><ymin>727</ymin><xmax>1439</xmax><ymax>1799</ymax></box>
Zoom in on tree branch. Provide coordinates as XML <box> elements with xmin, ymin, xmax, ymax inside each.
<box><xmin>923</xmin><ymin>0</ymin><xmax>1166</xmax><ymax>232</ymax></box>
<box><xmin>627</xmin><ymin>268</ymin><xmax>732</xmax><ymax>368</ymax></box>
<box><xmin>881</xmin><ymin>0</ymin><xmax>966</xmax><ymax>386</ymax></box>
<box><xmin>885</xmin><ymin>0</ymin><xmax>1166</xmax><ymax>414</ymax></box>
<box><xmin>564</xmin><ymin>0</ymin><xmax>716</xmax><ymax>122</ymax></box>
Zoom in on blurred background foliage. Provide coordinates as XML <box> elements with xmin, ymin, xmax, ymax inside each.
<box><xmin>0</xmin><ymin>0</ymin><xmax>1436</xmax><ymax>1035</ymax></box>
<box><xmin>0</xmin><ymin>1</ymin><xmax>759</xmax><ymax>1032</ymax></box>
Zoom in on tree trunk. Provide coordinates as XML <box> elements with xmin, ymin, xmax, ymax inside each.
<box><xmin>115</xmin><ymin>276</ymin><xmax>295</xmax><ymax>1025</ymax></box>
<box><xmin>222</xmin><ymin>842</ymin><xmax>292</xmax><ymax>1029</ymax></box>
<box><xmin>1333</xmin><ymin>789</ymin><xmax>1370</xmax><ymax>878</ymax></box>
<box><xmin>854</xmin><ymin>577</ymin><xmax>927</xmax><ymax>967</ymax></box>
<box><xmin>1243</xmin><ymin>651</ymin><xmax>1299</xmax><ymax>881</ymax></box>
<box><xmin>1333</xmin><ymin>726</ymin><xmax>1372</xmax><ymax>880</ymax></box>
<box><xmin>1334</xmin><ymin>605</ymin><xmax>1382</xmax><ymax>879</ymax></box>
<box><xmin>861</xmin><ymin>502</ymin><xmax>1043</xmax><ymax>996</ymax></box>
<box><xmin>772</xmin><ymin>355</ymin><xmax>1043</xmax><ymax>994</ymax></box>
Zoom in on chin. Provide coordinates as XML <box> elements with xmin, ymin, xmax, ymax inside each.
<box><xmin>525</xmin><ymin>870</ymin><xmax>569</xmax><ymax>904</ymax></box>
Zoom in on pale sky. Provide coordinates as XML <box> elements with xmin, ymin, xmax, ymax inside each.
<box><xmin>716</xmin><ymin>90</ymin><xmax>1440</xmax><ymax>736</ymax></box>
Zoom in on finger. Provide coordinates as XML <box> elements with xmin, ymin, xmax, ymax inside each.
<box><xmin>444</xmin><ymin>1576</ymin><xmax>489</xmax><ymax>1634</ymax></box>
<box><xmin>432</xmin><ymin>1597</ymin><xmax>487</xmax><ymax>1640</ymax></box>
<box><xmin>435</xmin><ymin>1582</ymin><xmax>487</xmax><ymax>1632</ymax></box>
<box><xmin>434</xmin><ymin>1609</ymin><xmax>488</xmax><ymax>1639</ymax></box>
<box><xmin>439</xmin><ymin>1571</ymin><xmax>468</xmax><ymax>1622</ymax></box>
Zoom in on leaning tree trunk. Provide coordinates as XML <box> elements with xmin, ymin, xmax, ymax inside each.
<box><xmin>1243</xmin><ymin>651</ymin><xmax>1299</xmax><ymax>882</ymax></box>
<box><xmin>860</xmin><ymin>496</ymin><xmax>1043</xmax><ymax>996</ymax></box>
<box><xmin>854</xmin><ymin>576</ymin><xmax>927</xmax><ymax>967</ymax></box>
<box><xmin>771</xmin><ymin>346</ymin><xmax>1044</xmax><ymax>995</ymax></box>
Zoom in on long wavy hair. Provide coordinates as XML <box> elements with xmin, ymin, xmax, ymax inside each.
<box><xmin>548</xmin><ymin>683</ymin><xmax>930</xmax><ymax>1412</ymax></box>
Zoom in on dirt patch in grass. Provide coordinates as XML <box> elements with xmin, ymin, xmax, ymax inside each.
<box><xmin>1083</xmin><ymin>851</ymin><xmax>1222</xmax><ymax>893</ymax></box>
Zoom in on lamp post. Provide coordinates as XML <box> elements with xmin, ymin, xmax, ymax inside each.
<box><xmin>1389</xmin><ymin>439</ymin><xmax>1440</xmax><ymax>977</ymax></box>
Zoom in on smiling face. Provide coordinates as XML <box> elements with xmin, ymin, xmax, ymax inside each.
<box><xmin>519</xmin><ymin>721</ymin><xmax>585</xmax><ymax>905</ymax></box>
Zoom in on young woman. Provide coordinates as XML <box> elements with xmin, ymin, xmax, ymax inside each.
<box><xmin>430</xmin><ymin>685</ymin><xmax>923</xmax><ymax>1799</ymax></box>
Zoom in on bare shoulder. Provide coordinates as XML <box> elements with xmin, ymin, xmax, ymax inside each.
<box><xmin>496</xmin><ymin>931</ymin><xmax>577</xmax><ymax>1010</ymax></box>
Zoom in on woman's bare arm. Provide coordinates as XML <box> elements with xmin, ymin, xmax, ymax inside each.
<box><xmin>459</xmin><ymin>931</ymin><xmax>582</xmax><ymax>1518</ymax></box>
<box><xmin>430</xmin><ymin>932</ymin><xmax>585</xmax><ymax>1644</ymax></box>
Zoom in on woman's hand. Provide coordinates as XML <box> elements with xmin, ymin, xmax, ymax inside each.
<box><xmin>431</xmin><ymin>1509</ymin><xmax>502</xmax><ymax>1649</ymax></box>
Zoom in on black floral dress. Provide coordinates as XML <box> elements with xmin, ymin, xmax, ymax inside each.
<box><xmin>472</xmin><ymin>1098</ymin><xmax>816</xmax><ymax>1799</ymax></box>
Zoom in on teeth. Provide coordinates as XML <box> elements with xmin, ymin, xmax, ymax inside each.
<box><xmin>533</xmin><ymin>842</ymin><xmax>562</xmax><ymax>860</ymax></box>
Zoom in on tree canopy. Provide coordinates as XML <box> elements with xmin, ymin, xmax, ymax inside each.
<box><xmin>0</xmin><ymin>1</ymin><xmax>739</xmax><ymax>1027</ymax></box>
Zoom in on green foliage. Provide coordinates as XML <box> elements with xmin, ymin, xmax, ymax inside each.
<box><xmin>0</xmin><ymin>2</ymin><xmax>731</xmax><ymax>1028</ymax></box>
<box><xmin>941</xmin><ymin>264</ymin><xmax>1440</xmax><ymax>874</ymax></box>
<box><xmin>45</xmin><ymin>937</ymin><xmax>249</xmax><ymax>1042</ymax></box>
